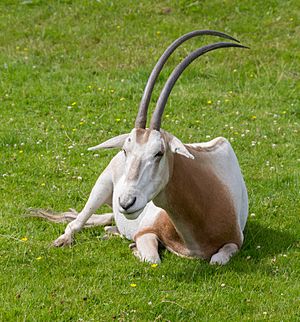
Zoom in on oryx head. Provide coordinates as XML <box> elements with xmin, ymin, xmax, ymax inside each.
<box><xmin>89</xmin><ymin>30</ymin><xmax>248</xmax><ymax>219</ymax></box>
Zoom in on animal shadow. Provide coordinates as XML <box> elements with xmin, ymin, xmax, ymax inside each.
<box><xmin>164</xmin><ymin>221</ymin><xmax>297</xmax><ymax>281</ymax></box>
<box><xmin>242</xmin><ymin>221</ymin><xmax>297</xmax><ymax>259</ymax></box>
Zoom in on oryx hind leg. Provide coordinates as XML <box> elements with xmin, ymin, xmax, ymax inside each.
<box><xmin>30</xmin><ymin>208</ymin><xmax>114</xmax><ymax>228</ymax></box>
<box><xmin>85</xmin><ymin>213</ymin><xmax>114</xmax><ymax>227</ymax></box>
<box><xmin>209</xmin><ymin>243</ymin><xmax>239</xmax><ymax>265</ymax></box>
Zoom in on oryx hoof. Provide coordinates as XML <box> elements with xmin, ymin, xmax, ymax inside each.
<box><xmin>52</xmin><ymin>233</ymin><xmax>73</xmax><ymax>247</ymax></box>
<box><xmin>144</xmin><ymin>255</ymin><xmax>161</xmax><ymax>264</ymax></box>
<box><xmin>131</xmin><ymin>247</ymin><xmax>161</xmax><ymax>264</ymax></box>
<box><xmin>129</xmin><ymin>242</ymin><xmax>136</xmax><ymax>249</ymax></box>
<box><xmin>209</xmin><ymin>252</ymin><xmax>230</xmax><ymax>265</ymax></box>
<box><xmin>104</xmin><ymin>225</ymin><xmax>121</xmax><ymax>236</ymax></box>
<box><xmin>140</xmin><ymin>254</ymin><xmax>161</xmax><ymax>264</ymax></box>
<box><xmin>209</xmin><ymin>243</ymin><xmax>238</xmax><ymax>265</ymax></box>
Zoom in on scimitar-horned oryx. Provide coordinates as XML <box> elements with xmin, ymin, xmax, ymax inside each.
<box><xmin>34</xmin><ymin>30</ymin><xmax>249</xmax><ymax>265</ymax></box>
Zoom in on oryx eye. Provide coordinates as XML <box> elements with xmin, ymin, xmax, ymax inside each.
<box><xmin>154</xmin><ymin>151</ymin><xmax>163</xmax><ymax>158</ymax></box>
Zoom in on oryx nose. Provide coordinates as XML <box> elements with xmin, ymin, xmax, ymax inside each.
<box><xmin>119</xmin><ymin>196</ymin><xmax>137</xmax><ymax>211</ymax></box>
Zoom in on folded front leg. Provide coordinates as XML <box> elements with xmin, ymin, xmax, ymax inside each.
<box><xmin>134</xmin><ymin>233</ymin><xmax>161</xmax><ymax>264</ymax></box>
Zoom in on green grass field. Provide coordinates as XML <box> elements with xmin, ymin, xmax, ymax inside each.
<box><xmin>0</xmin><ymin>0</ymin><xmax>299</xmax><ymax>321</ymax></box>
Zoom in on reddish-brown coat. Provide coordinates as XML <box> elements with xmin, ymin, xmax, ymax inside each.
<box><xmin>154</xmin><ymin>145</ymin><xmax>242</xmax><ymax>259</ymax></box>
<box><xmin>134</xmin><ymin>209</ymin><xmax>190</xmax><ymax>257</ymax></box>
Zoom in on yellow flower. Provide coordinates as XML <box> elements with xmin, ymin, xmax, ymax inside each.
<box><xmin>41</xmin><ymin>183</ymin><xmax>45</xmax><ymax>186</ymax></box>
<box><xmin>130</xmin><ymin>283</ymin><xmax>137</xmax><ymax>288</ymax></box>
<box><xmin>21</xmin><ymin>237</ymin><xmax>28</xmax><ymax>242</ymax></box>
<box><xmin>115</xmin><ymin>118</ymin><xmax>121</xmax><ymax>122</ymax></box>
<box><xmin>120</xmin><ymin>97</ymin><xmax>125</xmax><ymax>101</ymax></box>
<box><xmin>36</xmin><ymin>256</ymin><xmax>42</xmax><ymax>260</ymax></box>
<box><xmin>207</xmin><ymin>100</ymin><xmax>212</xmax><ymax>105</ymax></box>
<box><xmin>156</xmin><ymin>31</ymin><xmax>161</xmax><ymax>36</ymax></box>
<box><xmin>251</xmin><ymin>115</ymin><xmax>257</xmax><ymax>120</ymax></box>
<box><xmin>151</xmin><ymin>264</ymin><xmax>158</xmax><ymax>268</ymax></box>
<box><xmin>19</xmin><ymin>150</ymin><xmax>23</xmax><ymax>154</ymax></box>
<box><xmin>71</xmin><ymin>102</ymin><xmax>77</xmax><ymax>106</ymax></box>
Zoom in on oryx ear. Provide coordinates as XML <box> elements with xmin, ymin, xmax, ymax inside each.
<box><xmin>168</xmin><ymin>135</ymin><xmax>194</xmax><ymax>159</ymax></box>
<box><xmin>88</xmin><ymin>133</ymin><xmax>129</xmax><ymax>151</ymax></box>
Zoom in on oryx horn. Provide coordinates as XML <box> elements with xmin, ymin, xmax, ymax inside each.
<box><xmin>149</xmin><ymin>42</ymin><xmax>249</xmax><ymax>130</ymax></box>
<box><xmin>135</xmin><ymin>30</ymin><xmax>240</xmax><ymax>129</ymax></box>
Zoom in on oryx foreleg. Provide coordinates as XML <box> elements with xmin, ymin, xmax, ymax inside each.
<box><xmin>53</xmin><ymin>166</ymin><xmax>113</xmax><ymax>247</ymax></box>
<box><xmin>134</xmin><ymin>233</ymin><xmax>161</xmax><ymax>264</ymax></box>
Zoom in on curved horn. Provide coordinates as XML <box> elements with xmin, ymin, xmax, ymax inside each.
<box><xmin>150</xmin><ymin>42</ymin><xmax>249</xmax><ymax>130</ymax></box>
<box><xmin>134</xmin><ymin>30</ymin><xmax>240</xmax><ymax>129</ymax></box>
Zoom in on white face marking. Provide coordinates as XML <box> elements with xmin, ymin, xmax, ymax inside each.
<box><xmin>114</xmin><ymin>129</ymin><xmax>169</xmax><ymax>219</ymax></box>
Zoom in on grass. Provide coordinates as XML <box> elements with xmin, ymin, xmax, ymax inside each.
<box><xmin>0</xmin><ymin>0</ymin><xmax>299</xmax><ymax>320</ymax></box>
